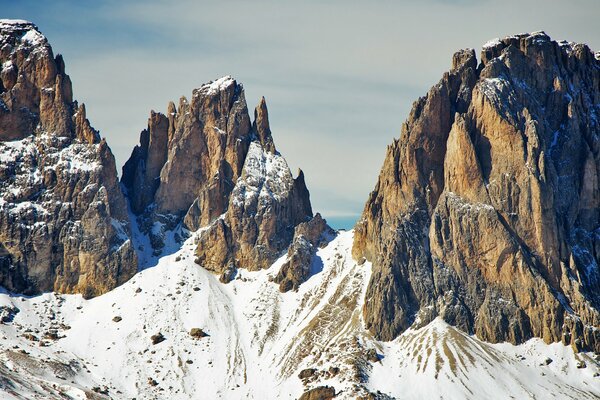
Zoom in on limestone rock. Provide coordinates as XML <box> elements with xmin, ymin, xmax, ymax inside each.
<box><xmin>274</xmin><ymin>213</ymin><xmax>335</xmax><ymax>292</ymax></box>
<box><xmin>0</xmin><ymin>20</ymin><xmax>137</xmax><ymax>298</ymax></box>
<box><xmin>0</xmin><ymin>20</ymin><xmax>75</xmax><ymax>141</ymax></box>
<box><xmin>298</xmin><ymin>386</ymin><xmax>336</xmax><ymax>400</ymax></box>
<box><xmin>189</xmin><ymin>328</ymin><xmax>208</xmax><ymax>339</ymax></box>
<box><xmin>122</xmin><ymin>76</ymin><xmax>251</xmax><ymax>249</ymax></box>
<box><xmin>253</xmin><ymin>96</ymin><xmax>276</xmax><ymax>153</ymax></box>
<box><xmin>354</xmin><ymin>33</ymin><xmax>600</xmax><ymax>351</ymax></box>
<box><xmin>123</xmin><ymin>76</ymin><xmax>317</xmax><ymax>283</ymax></box>
<box><xmin>194</xmin><ymin>141</ymin><xmax>314</xmax><ymax>281</ymax></box>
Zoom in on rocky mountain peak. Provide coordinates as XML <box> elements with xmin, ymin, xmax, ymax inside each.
<box><xmin>0</xmin><ymin>19</ymin><xmax>137</xmax><ymax>298</ymax></box>
<box><xmin>123</xmin><ymin>75</ymin><xmax>326</xmax><ymax>284</ymax></box>
<box><xmin>0</xmin><ymin>20</ymin><xmax>76</xmax><ymax>141</ymax></box>
<box><xmin>354</xmin><ymin>32</ymin><xmax>600</xmax><ymax>352</ymax></box>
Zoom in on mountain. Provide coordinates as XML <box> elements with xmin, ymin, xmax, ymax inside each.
<box><xmin>0</xmin><ymin>20</ymin><xmax>598</xmax><ymax>399</ymax></box>
<box><xmin>354</xmin><ymin>31</ymin><xmax>600</xmax><ymax>352</ymax></box>
<box><xmin>1</xmin><ymin>231</ymin><xmax>597</xmax><ymax>399</ymax></box>
<box><xmin>0</xmin><ymin>20</ymin><xmax>136</xmax><ymax>298</ymax></box>
<box><xmin>121</xmin><ymin>76</ymin><xmax>324</xmax><ymax>285</ymax></box>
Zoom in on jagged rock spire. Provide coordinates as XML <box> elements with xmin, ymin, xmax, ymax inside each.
<box><xmin>253</xmin><ymin>96</ymin><xmax>276</xmax><ymax>153</ymax></box>
<box><xmin>123</xmin><ymin>76</ymin><xmax>320</xmax><ymax>281</ymax></box>
<box><xmin>0</xmin><ymin>19</ymin><xmax>78</xmax><ymax>140</ymax></box>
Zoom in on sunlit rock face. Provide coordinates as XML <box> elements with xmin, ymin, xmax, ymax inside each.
<box><xmin>0</xmin><ymin>20</ymin><xmax>137</xmax><ymax>297</ymax></box>
<box><xmin>354</xmin><ymin>32</ymin><xmax>600</xmax><ymax>352</ymax></box>
<box><xmin>122</xmin><ymin>78</ymin><xmax>321</xmax><ymax>282</ymax></box>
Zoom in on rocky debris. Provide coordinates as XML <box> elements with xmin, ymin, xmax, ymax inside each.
<box><xmin>112</xmin><ymin>316</ymin><xmax>122</xmax><ymax>323</ymax></box>
<box><xmin>150</xmin><ymin>333</ymin><xmax>165</xmax><ymax>345</ymax></box>
<box><xmin>365</xmin><ymin>349</ymin><xmax>380</xmax><ymax>363</ymax></box>
<box><xmin>298</xmin><ymin>368</ymin><xmax>317</xmax><ymax>382</ymax></box>
<box><xmin>353</xmin><ymin>32</ymin><xmax>600</xmax><ymax>352</ymax></box>
<box><xmin>577</xmin><ymin>361</ymin><xmax>587</xmax><ymax>369</ymax></box>
<box><xmin>0</xmin><ymin>20</ymin><xmax>137</xmax><ymax>298</ymax></box>
<box><xmin>43</xmin><ymin>330</ymin><xmax>60</xmax><ymax>341</ymax></box>
<box><xmin>91</xmin><ymin>386</ymin><xmax>109</xmax><ymax>396</ymax></box>
<box><xmin>542</xmin><ymin>358</ymin><xmax>553</xmax><ymax>366</ymax></box>
<box><xmin>189</xmin><ymin>328</ymin><xmax>208</xmax><ymax>339</ymax></box>
<box><xmin>274</xmin><ymin>213</ymin><xmax>335</xmax><ymax>292</ymax></box>
<box><xmin>298</xmin><ymin>386</ymin><xmax>336</xmax><ymax>400</ymax></box>
<box><xmin>21</xmin><ymin>333</ymin><xmax>37</xmax><ymax>341</ymax></box>
<box><xmin>358</xmin><ymin>391</ymin><xmax>396</xmax><ymax>400</ymax></box>
<box><xmin>0</xmin><ymin>305</ymin><xmax>19</xmax><ymax>323</ymax></box>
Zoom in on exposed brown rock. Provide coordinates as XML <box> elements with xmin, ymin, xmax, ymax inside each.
<box><xmin>274</xmin><ymin>213</ymin><xmax>335</xmax><ymax>292</ymax></box>
<box><xmin>189</xmin><ymin>328</ymin><xmax>208</xmax><ymax>339</ymax></box>
<box><xmin>0</xmin><ymin>20</ymin><xmax>137</xmax><ymax>298</ymax></box>
<box><xmin>123</xmin><ymin>76</ymin><xmax>316</xmax><ymax>281</ymax></box>
<box><xmin>298</xmin><ymin>386</ymin><xmax>336</xmax><ymax>400</ymax></box>
<box><xmin>121</xmin><ymin>111</ymin><xmax>169</xmax><ymax>214</ymax></box>
<box><xmin>150</xmin><ymin>332</ymin><xmax>165</xmax><ymax>345</ymax></box>
<box><xmin>354</xmin><ymin>32</ymin><xmax>600</xmax><ymax>352</ymax></box>
<box><xmin>194</xmin><ymin>140</ymin><xmax>313</xmax><ymax>281</ymax></box>
<box><xmin>122</xmin><ymin>76</ymin><xmax>251</xmax><ymax>247</ymax></box>
<box><xmin>298</xmin><ymin>368</ymin><xmax>317</xmax><ymax>381</ymax></box>
<box><xmin>0</xmin><ymin>21</ymin><xmax>74</xmax><ymax>141</ymax></box>
<box><xmin>253</xmin><ymin>96</ymin><xmax>276</xmax><ymax>153</ymax></box>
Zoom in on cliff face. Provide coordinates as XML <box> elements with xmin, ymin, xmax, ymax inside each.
<box><xmin>122</xmin><ymin>78</ymin><xmax>320</xmax><ymax>282</ymax></box>
<box><xmin>0</xmin><ymin>20</ymin><xmax>137</xmax><ymax>298</ymax></box>
<box><xmin>354</xmin><ymin>32</ymin><xmax>600</xmax><ymax>351</ymax></box>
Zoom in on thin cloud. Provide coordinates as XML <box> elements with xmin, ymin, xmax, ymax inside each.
<box><xmin>4</xmin><ymin>0</ymin><xmax>600</xmax><ymax>221</ymax></box>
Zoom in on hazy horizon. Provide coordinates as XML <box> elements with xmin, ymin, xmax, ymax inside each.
<box><xmin>4</xmin><ymin>0</ymin><xmax>600</xmax><ymax>229</ymax></box>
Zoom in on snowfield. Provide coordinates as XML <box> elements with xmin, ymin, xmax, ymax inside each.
<box><xmin>0</xmin><ymin>230</ymin><xmax>598</xmax><ymax>399</ymax></box>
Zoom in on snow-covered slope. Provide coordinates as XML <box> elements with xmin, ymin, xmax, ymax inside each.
<box><xmin>0</xmin><ymin>230</ymin><xmax>598</xmax><ymax>399</ymax></box>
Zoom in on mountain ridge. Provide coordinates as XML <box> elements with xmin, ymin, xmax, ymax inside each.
<box><xmin>354</xmin><ymin>30</ymin><xmax>600</xmax><ymax>352</ymax></box>
<box><xmin>0</xmin><ymin>19</ymin><xmax>598</xmax><ymax>399</ymax></box>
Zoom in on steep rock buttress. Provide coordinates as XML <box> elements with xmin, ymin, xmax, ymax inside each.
<box><xmin>353</xmin><ymin>32</ymin><xmax>600</xmax><ymax>352</ymax></box>
<box><xmin>0</xmin><ymin>20</ymin><xmax>137</xmax><ymax>297</ymax></box>
<box><xmin>122</xmin><ymin>77</ymin><xmax>328</xmax><ymax>285</ymax></box>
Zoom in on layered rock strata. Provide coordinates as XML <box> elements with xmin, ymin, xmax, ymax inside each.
<box><xmin>354</xmin><ymin>32</ymin><xmax>600</xmax><ymax>352</ymax></box>
<box><xmin>123</xmin><ymin>78</ymin><xmax>323</xmax><ymax>282</ymax></box>
<box><xmin>0</xmin><ymin>20</ymin><xmax>137</xmax><ymax>297</ymax></box>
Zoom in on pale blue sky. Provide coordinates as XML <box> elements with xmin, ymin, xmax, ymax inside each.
<box><xmin>3</xmin><ymin>0</ymin><xmax>599</xmax><ymax>228</ymax></box>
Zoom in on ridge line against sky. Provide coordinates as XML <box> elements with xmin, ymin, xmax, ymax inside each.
<box><xmin>3</xmin><ymin>0</ymin><xmax>600</xmax><ymax>229</ymax></box>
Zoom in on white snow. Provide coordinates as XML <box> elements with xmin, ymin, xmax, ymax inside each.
<box><xmin>368</xmin><ymin>318</ymin><xmax>599</xmax><ymax>400</ymax></box>
<box><xmin>482</xmin><ymin>38</ymin><xmax>502</xmax><ymax>49</ymax></box>
<box><xmin>231</xmin><ymin>141</ymin><xmax>294</xmax><ymax>207</ymax></box>
<box><xmin>20</xmin><ymin>29</ymin><xmax>45</xmax><ymax>47</ymax></box>
<box><xmin>1</xmin><ymin>60</ymin><xmax>12</xmax><ymax>73</ymax></box>
<box><xmin>0</xmin><ymin>228</ymin><xmax>597</xmax><ymax>399</ymax></box>
<box><xmin>0</xmin><ymin>19</ymin><xmax>33</xmax><ymax>26</ymax></box>
<box><xmin>199</xmin><ymin>76</ymin><xmax>235</xmax><ymax>96</ymax></box>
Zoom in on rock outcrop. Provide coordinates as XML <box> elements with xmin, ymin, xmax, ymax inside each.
<box><xmin>0</xmin><ymin>20</ymin><xmax>137</xmax><ymax>297</ymax></box>
<box><xmin>354</xmin><ymin>32</ymin><xmax>600</xmax><ymax>352</ymax></box>
<box><xmin>274</xmin><ymin>213</ymin><xmax>335</xmax><ymax>292</ymax></box>
<box><xmin>123</xmin><ymin>76</ymin><xmax>324</xmax><ymax>282</ymax></box>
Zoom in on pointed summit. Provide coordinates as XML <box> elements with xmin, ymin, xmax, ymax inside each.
<box><xmin>0</xmin><ymin>20</ymin><xmax>137</xmax><ymax>297</ymax></box>
<box><xmin>253</xmin><ymin>96</ymin><xmax>276</xmax><ymax>153</ymax></box>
